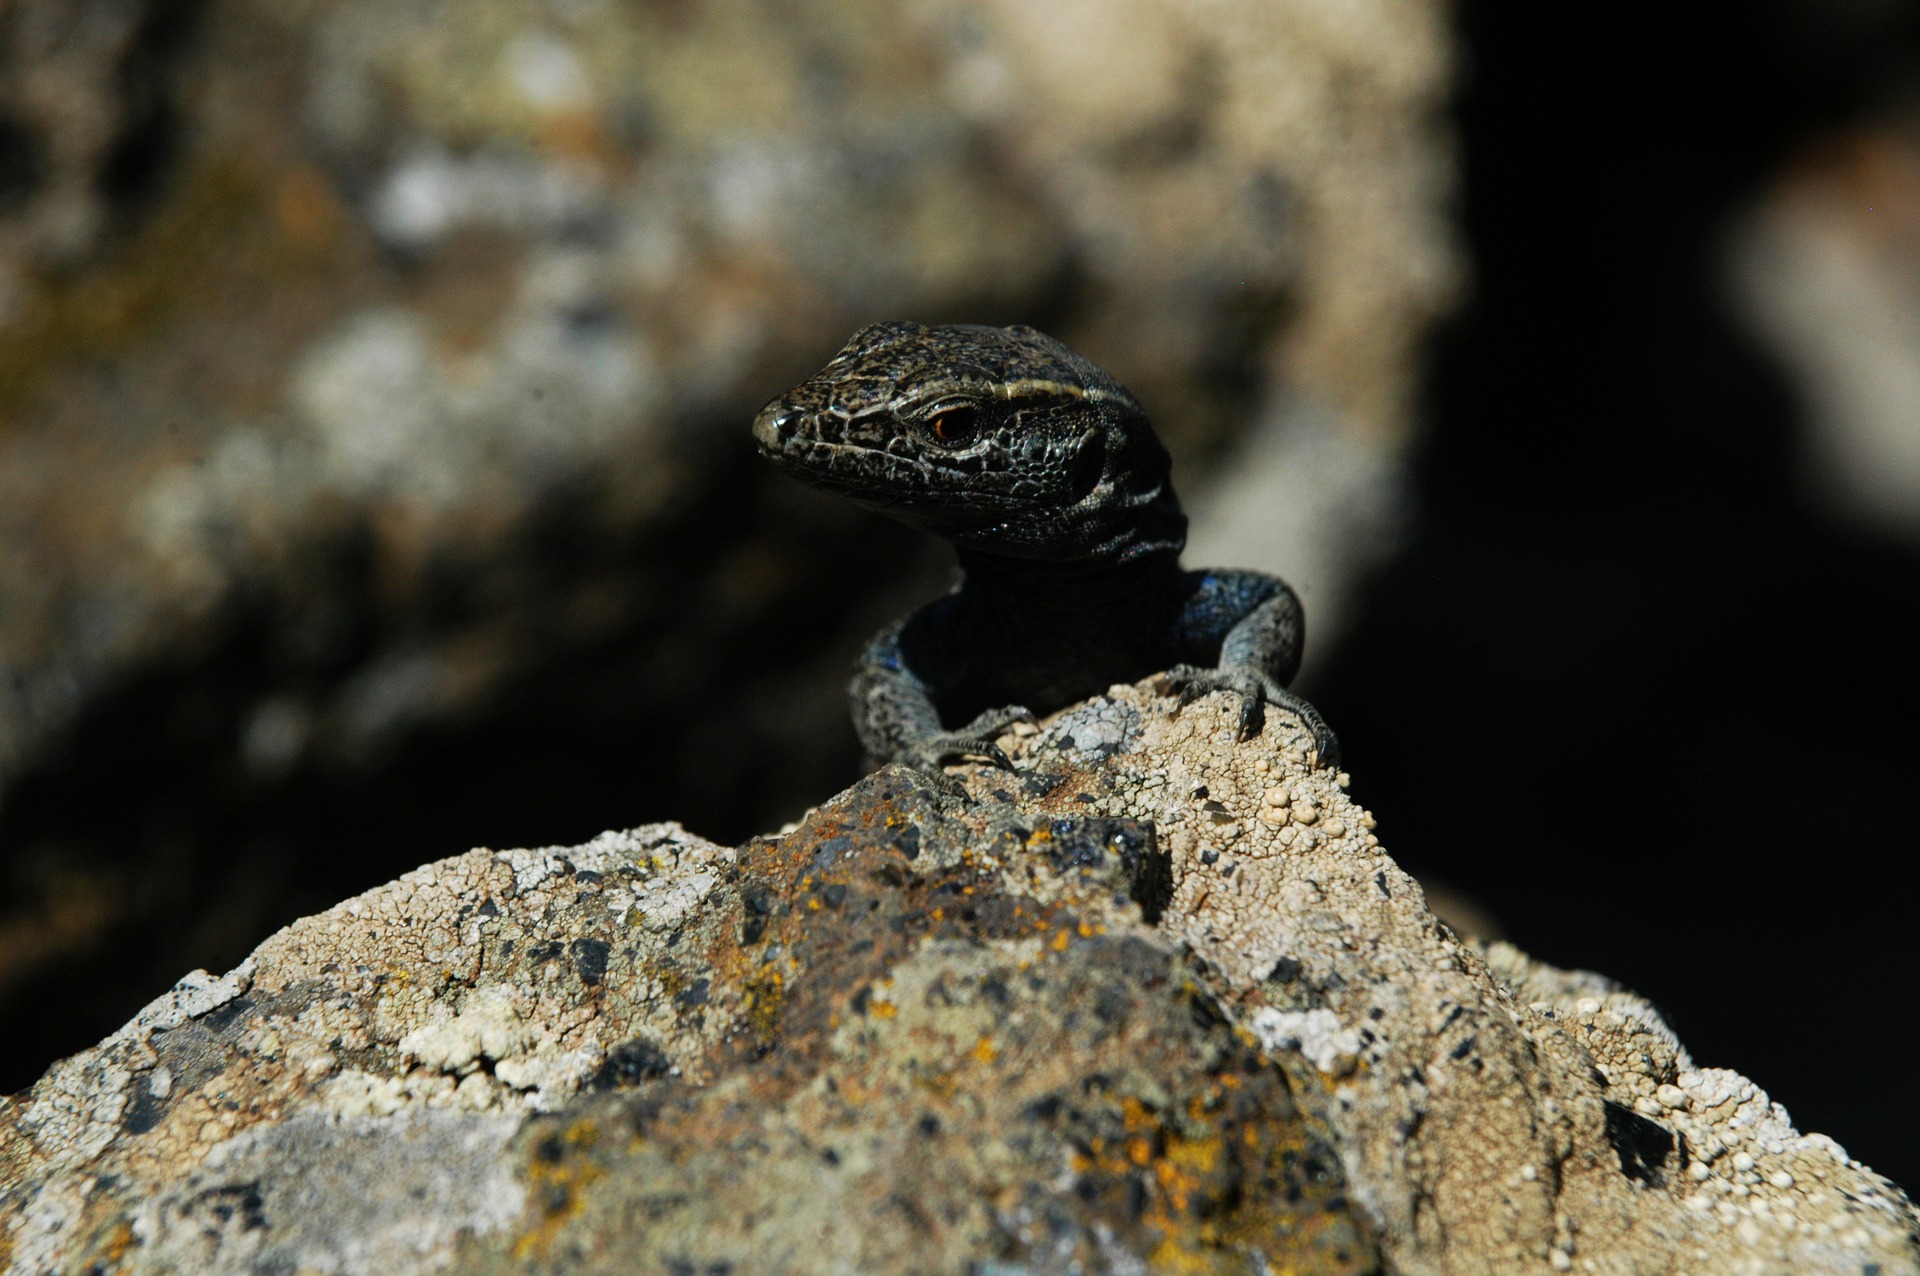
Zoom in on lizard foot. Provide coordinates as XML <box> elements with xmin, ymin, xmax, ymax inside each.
<box><xmin>1160</xmin><ymin>666</ymin><xmax>1341</xmax><ymax>769</ymax></box>
<box><xmin>901</xmin><ymin>705</ymin><xmax>1037</xmax><ymax>772</ymax></box>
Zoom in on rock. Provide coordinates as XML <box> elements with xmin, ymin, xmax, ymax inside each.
<box><xmin>1730</xmin><ymin>115</ymin><xmax>1920</xmax><ymax>544</ymax></box>
<box><xmin>0</xmin><ymin>0</ymin><xmax>1460</xmax><ymax>1057</ymax></box>
<box><xmin>3</xmin><ymin>684</ymin><xmax>1912</xmax><ymax>1274</ymax></box>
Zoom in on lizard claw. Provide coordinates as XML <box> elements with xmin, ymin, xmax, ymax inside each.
<box><xmin>1160</xmin><ymin>666</ymin><xmax>1341</xmax><ymax>769</ymax></box>
<box><xmin>961</xmin><ymin>704</ymin><xmax>1037</xmax><ymax>738</ymax></box>
<box><xmin>904</xmin><ymin>737</ymin><xmax>1015</xmax><ymax>772</ymax></box>
<box><xmin>902</xmin><ymin>705</ymin><xmax>1034</xmax><ymax>772</ymax></box>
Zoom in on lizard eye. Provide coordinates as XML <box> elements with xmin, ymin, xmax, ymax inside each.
<box><xmin>927</xmin><ymin>405</ymin><xmax>980</xmax><ymax>447</ymax></box>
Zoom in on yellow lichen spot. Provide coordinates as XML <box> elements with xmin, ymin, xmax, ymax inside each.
<box><xmin>970</xmin><ymin>1036</ymin><xmax>999</xmax><ymax>1065</ymax></box>
<box><xmin>1126</xmin><ymin>1136</ymin><xmax>1154</xmax><ymax>1166</ymax></box>
<box><xmin>512</xmin><ymin>1141</ymin><xmax>605</xmax><ymax>1259</ymax></box>
<box><xmin>1146</xmin><ymin>1236</ymin><xmax>1212</xmax><ymax>1274</ymax></box>
<box><xmin>744</xmin><ymin>969</ymin><xmax>787</xmax><ymax>1042</ymax></box>
<box><xmin>1166</xmin><ymin>1133</ymin><xmax>1222</xmax><ymax>1176</ymax></box>
<box><xmin>1077</xmin><ymin>921</ymin><xmax>1093</xmax><ymax>938</ymax></box>
<box><xmin>1052</xmin><ymin>930</ymin><xmax>1072</xmax><ymax>952</ymax></box>
<box><xmin>871</xmin><ymin>1001</ymin><xmax>897</xmax><ymax>1020</ymax></box>
<box><xmin>808</xmin><ymin>898</ymin><xmax>822</xmax><ymax>911</ymax></box>
<box><xmin>931</xmin><ymin>907</ymin><xmax>945</xmax><ymax>922</ymax></box>
<box><xmin>915</xmin><ymin>1071</ymin><xmax>958</xmax><ymax>1101</ymax></box>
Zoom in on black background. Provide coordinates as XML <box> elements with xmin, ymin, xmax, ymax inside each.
<box><xmin>1315</xmin><ymin>0</ymin><xmax>1920</xmax><ymax>1190</ymax></box>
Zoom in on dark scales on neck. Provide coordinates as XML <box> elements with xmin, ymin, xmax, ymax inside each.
<box><xmin>754</xmin><ymin>321</ymin><xmax>1337</xmax><ymax>773</ymax></box>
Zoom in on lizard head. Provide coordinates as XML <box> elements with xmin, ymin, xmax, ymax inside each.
<box><xmin>753</xmin><ymin>321</ymin><xmax>1185</xmax><ymax>562</ymax></box>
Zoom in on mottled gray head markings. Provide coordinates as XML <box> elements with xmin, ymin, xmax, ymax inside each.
<box><xmin>753</xmin><ymin>320</ymin><xmax>1337</xmax><ymax>772</ymax></box>
<box><xmin>753</xmin><ymin>322</ymin><xmax>1175</xmax><ymax>562</ymax></box>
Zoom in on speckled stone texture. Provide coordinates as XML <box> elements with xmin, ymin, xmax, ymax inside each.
<box><xmin>3</xmin><ymin>685</ymin><xmax>1914</xmax><ymax>1274</ymax></box>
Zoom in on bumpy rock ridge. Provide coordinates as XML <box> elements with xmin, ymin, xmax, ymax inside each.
<box><xmin>3</xmin><ymin>683</ymin><xmax>1915</xmax><ymax>1274</ymax></box>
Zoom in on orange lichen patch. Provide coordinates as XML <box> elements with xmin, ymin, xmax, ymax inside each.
<box><xmin>50</xmin><ymin>1213</ymin><xmax>137</xmax><ymax>1275</ymax></box>
<box><xmin>1044</xmin><ymin>1057</ymin><xmax>1372</xmax><ymax>1273</ymax></box>
<box><xmin>1051</xmin><ymin>930</ymin><xmax>1072</xmax><ymax>952</ymax></box>
<box><xmin>912</xmin><ymin>1071</ymin><xmax>958</xmax><ymax>1102</ymax></box>
<box><xmin>96</xmin><ymin>1212</ymin><xmax>138</xmax><ymax>1266</ymax></box>
<box><xmin>969</xmin><ymin>1036</ymin><xmax>998</xmax><ymax>1066</ymax></box>
<box><xmin>513</xmin><ymin>1121</ymin><xmax>607</xmax><ymax>1260</ymax></box>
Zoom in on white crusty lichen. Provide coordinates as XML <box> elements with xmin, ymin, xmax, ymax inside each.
<box><xmin>2</xmin><ymin>698</ymin><xmax>1915</xmax><ymax>1276</ymax></box>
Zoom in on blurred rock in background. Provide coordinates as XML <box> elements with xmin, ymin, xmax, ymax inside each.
<box><xmin>0</xmin><ymin>0</ymin><xmax>1458</xmax><ymax>1087</ymax></box>
<box><xmin>1732</xmin><ymin>116</ymin><xmax>1920</xmax><ymax>544</ymax></box>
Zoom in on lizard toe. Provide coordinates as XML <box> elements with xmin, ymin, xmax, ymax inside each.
<box><xmin>909</xmin><ymin>735</ymin><xmax>1016</xmax><ymax>772</ymax></box>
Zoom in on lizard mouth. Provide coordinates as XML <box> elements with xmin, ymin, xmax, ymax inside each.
<box><xmin>754</xmin><ymin>403</ymin><xmax>952</xmax><ymax>498</ymax></box>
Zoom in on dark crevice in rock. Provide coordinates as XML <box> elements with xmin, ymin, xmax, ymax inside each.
<box><xmin>1602</xmin><ymin>1099</ymin><xmax>1680</xmax><ymax>1188</ymax></box>
<box><xmin>98</xmin><ymin>0</ymin><xmax>206</xmax><ymax>211</ymax></box>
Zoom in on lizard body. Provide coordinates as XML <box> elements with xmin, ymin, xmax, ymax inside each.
<box><xmin>753</xmin><ymin>321</ymin><xmax>1337</xmax><ymax>771</ymax></box>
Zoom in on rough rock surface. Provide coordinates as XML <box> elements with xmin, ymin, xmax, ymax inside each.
<box><xmin>3</xmin><ymin>686</ymin><xmax>1913</xmax><ymax>1274</ymax></box>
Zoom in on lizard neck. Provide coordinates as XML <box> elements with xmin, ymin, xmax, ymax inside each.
<box><xmin>955</xmin><ymin>539</ymin><xmax>1185</xmax><ymax>608</ymax></box>
<box><xmin>942</xmin><ymin>464</ymin><xmax>1189</xmax><ymax>570</ymax></box>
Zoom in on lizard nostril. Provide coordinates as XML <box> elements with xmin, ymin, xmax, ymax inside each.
<box><xmin>756</xmin><ymin>405</ymin><xmax>803</xmax><ymax>448</ymax></box>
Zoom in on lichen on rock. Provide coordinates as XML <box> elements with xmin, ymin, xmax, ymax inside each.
<box><xmin>3</xmin><ymin>685</ymin><xmax>1915</xmax><ymax>1274</ymax></box>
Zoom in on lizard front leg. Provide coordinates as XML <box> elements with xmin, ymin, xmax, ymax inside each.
<box><xmin>850</xmin><ymin>602</ymin><xmax>1034</xmax><ymax>771</ymax></box>
<box><xmin>1162</xmin><ymin>570</ymin><xmax>1340</xmax><ymax>767</ymax></box>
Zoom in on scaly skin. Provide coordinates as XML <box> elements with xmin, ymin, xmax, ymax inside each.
<box><xmin>753</xmin><ymin>321</ymin><xmax>1337</xmax><ymax>771</ymax></box>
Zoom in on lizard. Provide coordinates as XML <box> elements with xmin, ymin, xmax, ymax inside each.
<box><xmin>752</xmin><ymin>320</ymin><xmax>1338</xmax><ymax>774</ymax></box>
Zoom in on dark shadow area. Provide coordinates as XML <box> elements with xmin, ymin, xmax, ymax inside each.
<box><xmin>0</xmin><ymin>447</ymin><xmax>933</xmax><ymax>1092</ymax></box>
<box><xmin>1314</xmin><ymin>0</ymin><xmax>1920</xmax><ymax>1190</ymax></box>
